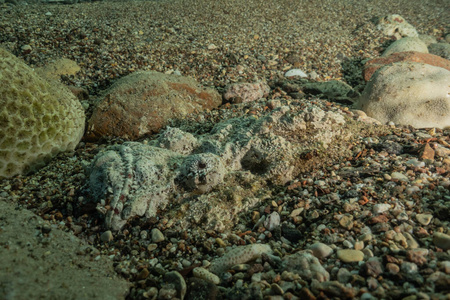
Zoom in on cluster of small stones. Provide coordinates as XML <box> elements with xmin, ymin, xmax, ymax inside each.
<box><xmin>2</xmin><ymin>0</ymin><xmax>446</xmax><ymax>100</ymax></box>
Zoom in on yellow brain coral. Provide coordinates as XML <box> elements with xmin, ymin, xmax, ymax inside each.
<box><xmin>0</xmin><ymin>48</ymin><xmax>85</xmax><ymax>179</ymax></box>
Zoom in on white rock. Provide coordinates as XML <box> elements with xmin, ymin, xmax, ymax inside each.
<box><xmin>382</xmin><ymin>37</ymin><xmax>428</xmax><ymax>57</ymax></box>
<box><xmin>405</xmin><ymin>159</ymin><xmax>425</xmax><ymax>168</ymax></box>
<box><xmin>309</xmin><ymin>71</ymin><xmax>319</xmax><ymax>80</ymax></box>
<box><xmin>373</xmin><ymin>203</ymin><xmax>391</xmax><ymax>214</ymax></box>
<box><xmin>264</xmin><ymin>212</ymin><xmax>280</xmax><ymax>231</ymax></box>
<box><xmin>207</xmin><ymin>44</ymin><xmax>218</xmax><ymax>50</ymax></box>
<box><xmin>284</xmin><ymin>69</ymin><xmax>308</xmax><ymax>78</ymax></box>
<box><xmin>355</xmin><ymin>62</ymin><xmax>450</xmax><ymax>129</ymax></box>
<box><xmin>376</xmin><ymin>14</ymin><xmax>418</xmax><ymax>38</ymax></box>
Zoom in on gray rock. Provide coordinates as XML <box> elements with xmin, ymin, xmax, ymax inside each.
<box><xmin>151</xmin><ymin>228</ymin><xmax>165</xmax><ymax>243</ymax></box>
<box><xmin>362</xmin><ymin>257</ymin><xmax>383</xmax><ymax>277</ymax></box>
<box><xmin>100</xmin><ymin>230</ymin><xmax>113</xmax><ymax>242</ymax></box>
<box><xmin>282</xmin><ymin>251</ymin><xmax>330</xmax><ymax>282</ymax></box>
<box><xmin>401</xmin><ymin>262</ymin><xmax>418</xmax><ymax>274</ymax></box>
<box><xmin>309</xmin><ymin>242</ymin><xmax>333</xmax><ymax>259</ymax></box>
<box><xmin>433</xmin><ymin>232</ymin><xmax>450</xmax><ymax>250</ymax></box>
<box><xmin>337</xmin><ymin>268</ymin><xmax>351</xmax><ymax>284</ymax></box>
<box><xmin>301</xmin><ymin>80</ymin><xmax>354</xmax><ymax>100</ymax></box>
<box><xmin>223</xmin><ymin>81</ymin><xmax>270</xmax><ymax>103</ymax></box>
<box><xmin>163</xmin><ymin>271</ymin><xmax>186</xmax><ymax>300</ymax></box>
<box><xmin>429</xmin><ymin>42</ymin><xmax>450</xmax><ymax>60</ymax></box>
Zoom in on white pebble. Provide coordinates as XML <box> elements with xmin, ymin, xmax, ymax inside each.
<box><xmin>373</xmin><ymin>203</ymin><xmax>390</xmax><ymax>214</ymax></box>
<box><xmin>264</xmin><ymin>212</ymin><xmax>280</xmax><ymax>231</ymax></box>
<box><xmin>284</xmin><ymin>69</ymin><xmax>308</xmax><ymax>78</ymax></box>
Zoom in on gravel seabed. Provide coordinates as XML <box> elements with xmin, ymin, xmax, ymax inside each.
<box><xmin>1</xmin><ymin>0</ymin><xmax>450</xmax><ymax>299</ymax></box>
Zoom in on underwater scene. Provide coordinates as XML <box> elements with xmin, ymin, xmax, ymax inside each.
<box><xmin>0</xmin><ymin>0</ymin><xmax>449</xmax><ymax>298</ymax></box>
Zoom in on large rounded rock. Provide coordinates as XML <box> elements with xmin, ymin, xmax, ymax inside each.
<box><xmin>0</xmin><ymin>48</ymin><xmax>85</xmax><ymax>179</ymax></box>
<box><xmin>86</xmin><ymin>71</ymin><xmax>222</xmax><ymax>141</ymax></box>
<box><xmin>382</xmin><ymin>37</ymin><xmax>428</xmax><ymax>57</ymax></box>
<box><xmin>356</xmin><ymin>62</ymin><xmax>450</xmax><ymax>128</ymax></box>
<box><xmin>363</xmin><ymin>51</ymin><xmax>450</xmax><ymax>82</ymax></box>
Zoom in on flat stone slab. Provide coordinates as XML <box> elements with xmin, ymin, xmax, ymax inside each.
<box><xmin>0</xmin><ymin>199</ymin><xmax>130</xmax><ymax>300</ymax></box>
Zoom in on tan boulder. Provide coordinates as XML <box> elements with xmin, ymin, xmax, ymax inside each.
<box><xmin>356</xmin><ymin>62</ymin><xmax>450</xmax><ymax>129</ymax></box>
<box><xmin>363</xmin><ymin>51</ymin><xmax>450</xmax><ymax>81</ymax></box>
<box><xmin>86</xmin><ymin>71</ymin><xmax>222</xmax><ymax>141</ymax></box>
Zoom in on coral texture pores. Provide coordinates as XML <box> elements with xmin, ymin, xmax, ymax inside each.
<box><xmin>0</xmin><ymin>48</ymin><xmax>85</xmax><ymax>178</ymax></box>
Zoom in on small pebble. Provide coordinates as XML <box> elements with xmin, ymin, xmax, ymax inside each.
<box><xmin>309</xmin><ymin>242</ymin><xmax>333</xmax><ymax>259</ymax></box>
<box><xmin>100</xmin><ymin>230</ymin><xmax>113</xmax><ymax>242</ymax></box>
<box><xmin>151</xmin><ymin>228</ymin><xmax>165</xmax><ymax>243</ymax></box>
<box><xmin>337</xmin><ymin>249</ymin><xmax>364</xmax><ymax>262</ymax></box>
<box><xmin>391</xmin><ymin>172</ymin><xmax>409</xmax><ymax>181</ymax></box>
<box><xmin>415</xmin><ymin>214</ymin><xmax>433</xmax><ymax>226</ymax></box>
<box><xmin>339</xmin><ymin>215</ymin><xmax>353</xmax><ymax>229</ymax></box>
<box><xmin>433</xmin><ymin>232</ymin><xmax>450</xmax><ymax>250</ymax></box>
<box><xmin>264</xmin><ymin>212</ymin><xmax>280</xmax><ymax>231</ymax></box>
<box><xmin>373</xmin><ymin>203</ymin><xmax>390</xmax><ymax>214</ymax></box>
